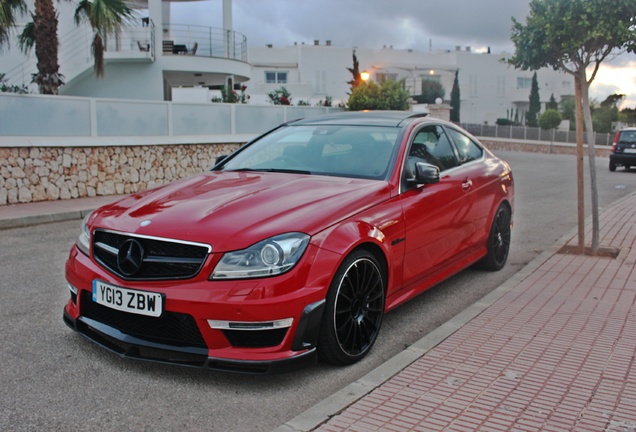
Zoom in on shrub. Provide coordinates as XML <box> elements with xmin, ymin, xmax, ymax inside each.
<box><xmin>348</xmin><ymin>80</ymin><xmax>410</xmax><ymax>111</ymax></box>
<box><xmin>538</xmin><ymin>109</ymin><xmax>562</xmax><ymax>130</ymax></box>
<box><xmin>267</xmin><ymin>87</ymin><xmax>292</xmax><ymax>105</ymax></box>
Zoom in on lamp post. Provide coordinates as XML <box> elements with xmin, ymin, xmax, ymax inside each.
<box><xmin>360</xmin><ymin>71</ymin><xmax>370</xmax><ymax>82</ymax></box>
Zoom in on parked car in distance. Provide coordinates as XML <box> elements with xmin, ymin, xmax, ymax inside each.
<box><xmin>63</xmin><ymin>111</ymin><xmax>514</xmax><ymax>373</ymax></box>
<box><xmin>610</xmin><ymin>128</ymin><xmax>636</xmax><ymax>171</ymax></box>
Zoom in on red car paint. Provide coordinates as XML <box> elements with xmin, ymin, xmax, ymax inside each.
<box><xmin>63</xmin><ymin>112</ymin><xmax>513</xmax><ymax>372</ymax></box>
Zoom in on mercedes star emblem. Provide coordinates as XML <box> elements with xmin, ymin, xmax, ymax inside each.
<box><xmin>117</xmin><ymin>239</ymin><xmax>145</xmax><ymax>276</ymax></box>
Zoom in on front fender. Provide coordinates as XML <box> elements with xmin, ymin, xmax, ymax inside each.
<box><xmin>310</xmin><ymin>199</ymin><xmax>406</xmax><ymax>299</ymax></box>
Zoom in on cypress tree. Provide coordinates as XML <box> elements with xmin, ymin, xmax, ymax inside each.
<box><xmin>450</xmin><ymin>70</ymin><xmax>460</xmax><ymax>122</ymax></box>
<box><xmin>527</xmin><ymin>71</ymin><xmax>540</xmax><ymax>127</ymax></box>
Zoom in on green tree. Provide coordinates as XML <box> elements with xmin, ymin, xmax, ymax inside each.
<box><xmin>450</xmin><ymin>70</ymin><xmax>460</xmax><ymax>122</ymax></box>
<box><xmin>74</xmin><ymin>0</ymin><xmax>135</xmax><ymax>78</ymax></box>
<box><xmin>0</xmin><ymin>0</ymin><xmax>26</xmax><ymax>48</ymax></box>
<box><xmin>412</xmin><ymin>80</ymin><xmax>444</xmax><ymax>104</ymax></box>
<box><xmin>348</xmin><ymin>80</ymin><xmax>410</xmax><ymax>111</ymax></box>
<box><xmin>560</xmin><ymin>95</ymin><xmax>575</xmax><ymax>126</ymax></box>
<box><xmin>526</xmin><ymin>72</ymin><xmax>540</xmax><ymax>127</ymax></box>
<box><xmin>346</xmin><ymin>49</ymin><xmax>363</xmax><ymax>94</ymax></box>
<box><xmin>620</xmin><ymin>107</ymin><xmax>636</xmax><ymax>125</ymax></box>
<box><xmin>593</xmin><ymin>93</ymin><xmax>624</xmax><ymax>132</ymax></box>
<box><xmin>546</xmin><ymin>93</ymin><xmax>558</xmax><ymax>110</ymax></box>
<box><xmin>538</xmin><ymin>108</ymin><xmax>562</xmax><ymax>130</ymax></box>
<box><xmin>509</xmin><ymin>0</ymin><xmax>636</xmax><ymax>254</ymax></box>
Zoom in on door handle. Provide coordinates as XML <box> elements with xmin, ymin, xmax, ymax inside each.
<box><xmin>462</xmin><ymin>179</ymin><xmax>473</xmax><ymax>190</ymax></box>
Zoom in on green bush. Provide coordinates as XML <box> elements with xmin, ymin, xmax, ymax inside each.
<box><xmin>267</xmin><ymin>87</ymin><xmax>291</xmax><ymax>105</ymax></box>
<box><xmin>538</xmin><ymin>109</ymin><xmax>562</xmax><ymax>130</ymax></box>
<box><xmin>348</xmin><ymin>80</ymin><xmax>410</xmax><ymax>111</ymax></box>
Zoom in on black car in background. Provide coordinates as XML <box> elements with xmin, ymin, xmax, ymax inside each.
<box><xmin>610</xmin><ymin>128</ymin><xmax>636</xmax><ymax>172</ymax></box>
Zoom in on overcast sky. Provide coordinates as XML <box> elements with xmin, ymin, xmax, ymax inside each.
<box><xmin>172</xmin><ymin>0</ymin><xmax>636</xmax><ymax>108</ymax></box>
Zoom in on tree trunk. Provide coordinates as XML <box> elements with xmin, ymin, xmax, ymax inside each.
<box><xmin>574</xmin><ymin>75</ymin><xmax>585</xmax><ymax>254</ymax></box>
<box><xmin>32</xmin><ymin>0</ymin><xmax>63</xmax><ymax>94</ymax></box>
<box><xmin>580</xmin><ymin>72</ymin><xmax>600</xmax><ymax>254</ymax></box>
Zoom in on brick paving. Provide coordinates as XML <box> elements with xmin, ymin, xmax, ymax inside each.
<box><xmin>316</xmin><ymin>193</ymin><xmax>636</xmax><ymax>432</ymax></box>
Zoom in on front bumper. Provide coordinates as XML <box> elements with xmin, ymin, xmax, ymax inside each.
<box><xmin>63</xmin><ymin>310</ymin><xmax>319</xmax><ymax>373</ymax></box>
<box><xmin>64</xmin><ymin>243</ymin><xmax>338</xmax><ymax>373</ymax></box>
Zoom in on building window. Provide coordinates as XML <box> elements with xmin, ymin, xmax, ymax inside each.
<box><xmin>517</xmin><ymin>77</ymin><xmax>532</xmax><ymax>89</ymax></box>
<box><xmin>265</xmin><ymin>71</ymin><xmax>288</xmax><ymax>84</ymax></box>
<box><xmin>376</xmin><ymin>73</ymin><xmax>398</xmax><ymax>83</ymax></box>
<box><xmin>315</xmin><ymin>70</ymin><xmax>327</xmax><ymax>94</ymax></box>
<box><xmin>469</xmin><ymin>74</ymin><xmax>479</xmax><ymax>97</ymax></box>
<box><xmin>497</xmin><ymin>76</ymin><xmax>506</xmax><ymax>97</ymax></box>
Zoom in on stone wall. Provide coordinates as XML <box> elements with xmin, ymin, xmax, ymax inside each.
<box><xmin>0</xmin><ymin>143</ymin><xmax>241</xmax><ymax>205</ymax></box>
<box><xmin>0</xmin><ymin>138</ymin><xmax>612</xmax><ymax>206</ymax></box>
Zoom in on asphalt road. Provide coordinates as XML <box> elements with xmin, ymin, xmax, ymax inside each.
<box><xmin>2</xmin><ymin>151</ymin><xmax>636</xmax><ymax>432</ymax></box>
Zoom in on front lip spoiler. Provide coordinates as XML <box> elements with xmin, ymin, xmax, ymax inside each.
<box><xmin>63</xmin><ymin>310</ymin><xmax>317</xmax><ymax>374</ymax></box>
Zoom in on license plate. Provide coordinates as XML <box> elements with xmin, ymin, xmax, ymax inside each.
<box><xmin>92</xmin><ymin>280</ymin><xmax>163</xmax><ymax>317</ymax></box>
<box><xmin>624</xmin><ymin>148</ymin><xmax>636</xmax><ymax>154</ymax></box>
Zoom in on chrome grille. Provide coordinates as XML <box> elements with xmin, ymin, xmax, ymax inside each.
<box><xmin>93</xmin><ymin>229</ymin><xmax>210</xmax><ymax>280</ymax></box>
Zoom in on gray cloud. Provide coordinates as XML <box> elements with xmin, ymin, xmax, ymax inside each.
<box><xmin>174</xmin><ymin>0</ymin><xmax>531</xmax><ymax>53</ymax></box>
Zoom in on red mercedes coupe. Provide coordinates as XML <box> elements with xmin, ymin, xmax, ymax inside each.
<box><xmin>63</xmin><ymin>111</ymin><xmax>514</xmax><ymax>373</ymax></box>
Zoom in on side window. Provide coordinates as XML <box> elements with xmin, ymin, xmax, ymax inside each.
<box><xmin>408</xmin><ymin>125</ymin><xmax>459</xmax><ymax>172</ymax></box>
<box><xmin>447</xmin><ymin>128</ymin><xmax>483</xmax><ymax>164</ymax></box>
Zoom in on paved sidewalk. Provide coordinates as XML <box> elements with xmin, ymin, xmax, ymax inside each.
<box><xmin>0</xmin><ymin>195</ymin><xmax>124</xmax><ymax>229</ymax></box>
<box><xmin>2</xmin><ymin>193</ymin><xmax>635</xmax><ymax>431</ymax></box>
<box><xmin>278</xmin><ymin>193</ymin><xmax>636</xmax><ymax>431</ymax></box>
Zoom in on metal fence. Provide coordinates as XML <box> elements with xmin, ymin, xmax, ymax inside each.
<box><xmin>459</xmin><ymin>123</ymin><xmax>615</xmax><ymax>147</ymax></box>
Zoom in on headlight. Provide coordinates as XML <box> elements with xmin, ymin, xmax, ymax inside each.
<box><xmin>76</xmin><ymin>212</ymin><xmax>92</xmax><ymax>256</ymax></box>
<box><xmin>211</xmin><ymin>233</ymin><xmax>310</xmax><ymax>279</ymax></box>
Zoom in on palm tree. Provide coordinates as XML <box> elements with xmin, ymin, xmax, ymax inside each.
<box><xmin>31</xmin><ymin>0</ymin><xmax>63</xmax><ymax>94</ymax></box>
<box><xmin>0</xmin><ymin>0</ymin><xmax>27</xmax><ymax>48</ymax></box>
<box><xmin>74</xmin><ymin>0</ymin><xmax>135</xmax><ymax>78</ymax></box>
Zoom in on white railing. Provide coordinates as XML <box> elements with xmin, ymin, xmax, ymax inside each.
<box><xmin>3</xmin><ymin>23</ymin><xmax>155</xmax><ymax>91</ymax></box>
<box><xmin>0</xmin><ymin>93</ymin><xmax>341</xmax><ymax>141</ymax></box>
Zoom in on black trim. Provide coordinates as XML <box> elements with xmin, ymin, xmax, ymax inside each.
<box><xmin>291</xmin><ymin>299</ymin><xmax>325</xmax><ymax>351</ymax></box>
<box><xmin>63</xmin><ymin>310</ymin><xmax>317</xmax><ymax>374</ymax></box>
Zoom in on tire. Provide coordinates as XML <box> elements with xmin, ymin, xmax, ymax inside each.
<box><xmin>478</xmin><ymin>204</ymin><xmax>512</xmax><ymax>271</ymax></box>
<box><xmin>318</xmin><ymin>250</ymin><xmax>385</xmax><ymax>365</ymax></box>
<box><xmin>609</xmin><ymin>161</ymin><xmax>616</xmax><ymax>172</ymax></box>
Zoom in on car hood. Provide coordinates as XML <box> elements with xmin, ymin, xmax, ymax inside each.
<box><xmin>91</xmin><ymin>171</ymin><xmax>391</xmax><ymax>252</ymax></box>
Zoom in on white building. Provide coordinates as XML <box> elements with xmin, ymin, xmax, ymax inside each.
<box><xmin>1</xmin><ymin>0</ymin><xmax>249</xmax><ymax>101</ymax></box>
<box><xmin>247</xmin><ymin>42</ymin><xmax>574</xmax><ymax>125</ymax></box>
<box><xmin>1</xmin><ymin>0</ymin><xmax>573</xmax><ymax>125</ymax></box>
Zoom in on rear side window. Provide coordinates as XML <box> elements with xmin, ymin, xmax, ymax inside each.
<box><xmin>447</xmin><ymin>128</ymin><xmax>483</xmax><ymax>164</ymax></box>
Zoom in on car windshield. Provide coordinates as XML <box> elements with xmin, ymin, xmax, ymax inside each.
<box><xmin>220</xmin><ymin>125</ymin><xmax>400</xmax><ymax>180</ymax></box>
<box><xmin>619</xmin><ymin>131</ymin><xmax>636</xmax><ymax>143</ymax></box>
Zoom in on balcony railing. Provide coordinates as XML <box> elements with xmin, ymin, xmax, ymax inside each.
<box><xmin>161</xmin><ymin>24</ymin><xmax>247</xmax><ymax>62</ymax></box>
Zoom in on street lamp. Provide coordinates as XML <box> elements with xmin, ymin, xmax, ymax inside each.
<box><xmin>360</xmin><ymin>71</ymin><xmax>370</xmax><ymax>82</ymax></box>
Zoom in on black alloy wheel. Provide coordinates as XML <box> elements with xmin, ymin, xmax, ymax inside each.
<box><xmin>318</xmin><ymin>250</ymin><xmax>385</xmax><ymax>365</ymax></box>
<box><xmin>479</xmin><ymin>204</ymin><xmax>512</xmax><ymax>271</ymax></box>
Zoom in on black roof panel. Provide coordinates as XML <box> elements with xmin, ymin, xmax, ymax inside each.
<box><xmin>290</xmin><ymin>111</ymin><xmax>428</xmax><ymax>127</ymax></box>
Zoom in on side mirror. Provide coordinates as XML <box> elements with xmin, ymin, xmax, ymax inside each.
<box><xmin>410</xmin><ymin>162</ymin><xmax>440</xmax><ymax>185</ymax></box>
<box><xmin>215</xmin><ymin>155</ymin><xmax>228</xmax><ymax>165</ymax></box>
